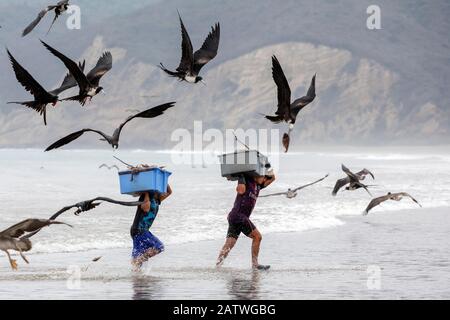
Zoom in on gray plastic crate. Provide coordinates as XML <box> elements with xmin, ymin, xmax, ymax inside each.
<box><xmin>219</xmin><ymin>150</ymin><xmax>271</xmax><ymax>180</ymax></box>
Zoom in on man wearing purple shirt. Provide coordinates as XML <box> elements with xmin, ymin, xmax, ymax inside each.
<box><xmin>217</xmin><ymin>171</ymin><xmax>276</xmax><ymax>270</ymax></box>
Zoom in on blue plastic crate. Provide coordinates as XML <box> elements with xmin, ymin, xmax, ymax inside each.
<box><xmin>118</xmin><ymin>168</ymin><xmax>172</xmax><ymax>195</ymax></box>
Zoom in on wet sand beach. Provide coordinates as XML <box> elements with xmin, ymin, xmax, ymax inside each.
<box><xmin>1</xmin><ymin>207</ymin><xmax>448</xmax><ymax>300</ymax></box>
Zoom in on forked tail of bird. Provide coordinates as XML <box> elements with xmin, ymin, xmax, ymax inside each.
<box><xmin>7</xmin><ymin>101</ymin><xmax>48</xmax><ymax>126</ymax></box>
<box><xmin>158</xmin><ymin>63</ymin><xmax>182</xmax><ymax>78</ymax></box>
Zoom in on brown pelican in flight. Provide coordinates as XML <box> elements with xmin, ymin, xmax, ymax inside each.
<box><xmin>1</xmin><ymin>197</ymin><xmax>142</xmax><ymax>270</ymax></box>
<box><xmin>22</xmin><ymin>0</ymin><xmax>70</xmax><ymax>37</ymax></box>
<box><xmin>364</xmin><ymin>192</ymin><xmax>422</xmax><ymax>215</ymax></box>
<box><xmin>0</xmin><ymin>219</ymin><xmax>71</xmax><ymax>270</ymax></box>
<box><xmin>264</xmin><ymin>56</ymin><xmax>316</xmax><ymax>153</ymax></box>
<box><xmin>159</xmin><ymin>12</ymin><xmax>220</xmax><ymax>84</ymax></box>
<box><xmin>260</xmin><ymin>174</ymin><xmax>329</xmax><ymax>198</ymax></box>
<box><xmin>99</xmin><ymin>164</ymin><xmax>120</xmax><ymax>171</ymax></box>
<box><xmin>332</xmin><ymin>165</ymin><xmax>375</xmax><ymax>196</ymax></box>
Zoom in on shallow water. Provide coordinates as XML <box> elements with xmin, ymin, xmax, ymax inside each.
<box><xmin>0</xmin><ymin>208</ymin><xmax>448</xmax><ymax>300</ymax></box>
<box><xmin>0</xmin><ymin>148</ymin><xmax>449</xmax><ymax>254</ymax></box>
<box><xmin>0</xmin><ymin>148</ymin><xmax>449</xmax><ymax>299</ymax></box>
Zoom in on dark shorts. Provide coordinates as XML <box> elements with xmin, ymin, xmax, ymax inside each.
<box><xmin>131</xmin><ymin>231</ymin><xmax>164</xmax><ymax>259</ymax></box>
<box><xmin>227</xmin><ymin>217</ymin><xmax>256</xmax><ymax>239</ymax></box>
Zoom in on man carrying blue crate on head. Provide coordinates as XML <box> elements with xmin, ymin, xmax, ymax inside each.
<box><xmin>118</xmin><ymin>165</ymin><xmax>173</xmax><ymax>271</ymax></box>
<box><xmin>130</xmin><ymin>186</ymin><xmax>172</xmax><ymax>271</ymax></box>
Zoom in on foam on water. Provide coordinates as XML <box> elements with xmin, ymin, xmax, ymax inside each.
<box><xmin>1</xmin><ymin>148</ymin><xmax>450</xmax><ymax>254</ymax></box>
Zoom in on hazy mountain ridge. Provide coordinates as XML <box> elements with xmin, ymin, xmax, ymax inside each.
<box><xmin>0</xmin><ymin>0</ymin><xmax>448</xmax><ymax>149</ymax></box>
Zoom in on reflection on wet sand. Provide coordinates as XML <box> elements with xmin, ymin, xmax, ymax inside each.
<box><xmin>227</xmin><ymin>270</ymin><xmax>261</xmax><ymax>300</ymax></box>
<box><xmin>132</xmin><ymin>274</ymin><xmax>163</xmax><ymax>300</ymax></box>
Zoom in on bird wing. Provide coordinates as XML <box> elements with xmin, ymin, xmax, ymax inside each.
<box><xmin>92</xmin><ymin>197</ymin><xmax>144</xmax><ymax>207</ymax></box>
<box><xmin>7</xmin><ymin>49</ymin><xmax>52</xmax><ymax>101</ymax></box>
<box><xmin>45</xmin><ymin>129</ymin><xmax>110</xmax><ymax>151</ymax></box>
<box><xmin>357</xmin><ymin>168</ymin><xmax>375</xmax><ymax>180</ymax></box>
<box><xmin>290</xmin><ymin>74</ymin><xmax>317</xmax><ymax>117</ymax></box>
<box><xmin>22</xmin><ymin>6</ymin><xmax>56</xmax><ymax>37</ymax></box>
<box><xmin>397</xmin><ymin>193</ymin><xmax>422</xmax><ymax>207</ymax></box>
<box><xmin>364</xmin><ymin>195</ymin><xmax>391</xmax><ymax>214</ymax></box>
<box><xmin>41</xmin><ymin>40</ymin><xmax>90</xmax><ymax>90</ymax></box>
<box><xmin>49</xmin><ymin>60</ymin><xmax>86</xmax><ymax>96</ymax></box>
<box><xmin>259</xmin><ymin>192</ymin><xmax>288</xmax><ymax>198</ymax></box>
<box><xmin>332</xmin><ymin>177</ymin><xmax>350</xmax><ymax>196</ymax></box>
<box><xmin>115</xmin><ymin>102</ymin><xmax>176</xmax><ymax>139</ymax></box>
<box><xmin>176</xmin><ymin>13</ymin><xmax>194</xmax><ymax>73</ymax></box>
<box><xmin>306</xmin><ymin>74</ymin><xmax>316</xmax><ymax>99</ymax></box>
<box><xmin>271</xmin><ymin>56</ymin><xmax>291</xmax><ymax>120</ymax></box>
<box><xmin>86</xmin><ymin>52</ymin><xmax>113</xmax><ymax>86</ymax></box>
<box><xmin>293</xmin><ymin>174</ymin><xmax>329</xmax><ymax>192</ymax></box>
<box><xmin>193</xmin><ymin>22</ymin><xmax>220</xmax><ymax>74</ymax></box>
<box><xmin>355</xmin><ymin>182</ymin><xmax>373</xmax><ymax>197</ymax></box>
<box><xmin>46</xmin><ymin>0</ymin><xmax>70</xmax><ymax>35</ymax></box>
<box><xmin>0</xmin><ymin>219</ymin><xmax>59</xmax><ymax>239</ymax></box>
<box><xmin>50</xmin><ymin>198</ymin><xmax>143</xmax><ymax>220</ymax></box>
<box><xmin>49</xmin><ymin>203</ymin><xmax>92</xmax><ymax>220</ymax></box>
<box><xmin>341</xmin><ymin>164</ymin><xmax>360</xmax><ymax>182</ymax></box>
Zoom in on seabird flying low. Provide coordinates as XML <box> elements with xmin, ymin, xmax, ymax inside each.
<box><xmin>6</xmin><ymin>49</ymin><xmax>82</xmax><ymax>125</ymax></box>
<box><xmin>22</xmin><ymin>0</ymin><xmax>70</xmax><ymax>37</ymax></box>
<box><xmin>332</xmin><ymin>165</ymin><xmax>375</xmax><ymax>196</ymax></box>
<box><xmin>45</xmin><ymin>102</ymin><xmax>176</xmax><ymax>151</ymax></box>
<box><xmin>260</xmin><ymin>174</ymin><xmax>329</xmax><ymax>199</ymax></box>
<box><xmin>49</xmin><ymin>197</ymin><xmax>144</xmax><ymax>220</ymax></box>
<box><xmin>0</xmin><ymin>219</ymin><xmax>71</xmax><ymax>270</ymax></box>
<box><xmin>159</xmin><ymin>12</ymin><xmax>220</xmax><ymax>84</ymax></box>
<box><xmin>364</xmin><ymin>192</ymin><xmax>422</xmax><ymax>215</ymax></box>
<box><xmin>264</xmin><ymin>56</ymin><xmax>316</xmax><ymax>153</ymax></box>
<box><xmin>41</xmin><ymin>40</ymin><xmax>112</xmax><ymax>106</ymax></box>
<box><xmin>99</xmin><ymin>164</ymin><xmax>120</xmax><ymax>171</ymax></box>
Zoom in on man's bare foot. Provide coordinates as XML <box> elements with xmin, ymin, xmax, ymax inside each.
<box><xmin>216</xmin><ymin>258</ymin><xmax>224</xmax><ymax>268</ymax></box>
<box><xmin>131</xmin><ymin>259</ymin><xmax>143</xmax><ymax>273</ymax></box>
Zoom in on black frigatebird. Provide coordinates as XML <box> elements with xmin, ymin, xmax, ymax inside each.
<box><xmin>45</xmin><ymin>102</ymin><xmax>176</xmax><ymax>151</ymax></box>
<box><xmin>6</xmin><ymin>49</ymin><xmax>84</xmax><ymax>125</ymax></box>
<box><xmin>41</xmin><ymin>40</ymin><xmax>112</xmax><ymax>106</ymax></box>
<box><xmin>264</xmin><ymin>56</ymin><xmax>316</xmax><ymax>152</ymax></box>
<box><xmin>22</xmin><ymin>0</ymin><xmax>70</xmax><ymax>37</ymax></box>
<box><xmin>159</xmin><ymin>12</ymin><xmax>220</xmax><ymax>84</ymax></box>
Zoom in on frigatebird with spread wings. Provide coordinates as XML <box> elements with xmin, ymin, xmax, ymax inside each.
<box><xmin>160</xmin><ymin>12</ymin><xmax>220</xmax><ymax>84</ymax></box>
<box><xmin>45</xmin><ymin>102</ymin><xmax>176</xmax><ymax>151</ymax></box>
<box><xmin>41</xmin><ymin>40</ymin><xmax>112</xmax><ymax>106</ymax></box>
<box><xmin>264</xmin><ymin>56</ymin><xmax>316</xmax><ymax>153</ymax></box>
<box><xmin>22</xmin><ymin>0</ymin><xmax>70</xmax><ymax>37</ymax></box>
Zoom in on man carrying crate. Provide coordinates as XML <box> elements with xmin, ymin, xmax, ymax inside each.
<box><xmin>130</xmin><ymin>186</ymin><xmax>172</xmax><ymax>271</ymax></box>
<box><xmin>216</xmin><ymin>172</ymin><xmax>276</xmax><ymax>270</ymax></box>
